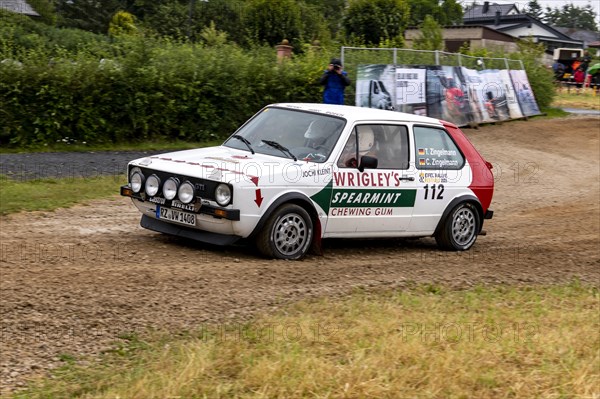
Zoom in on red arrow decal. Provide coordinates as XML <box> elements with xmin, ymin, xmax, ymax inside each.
<box><xmin>250</xmin><ymin>176</ymin><xmax>259</xmax><ymax>186</ymax></box>
<box><xmin>254</xmin><ymin>189</ymin><xmax>263</xmax><ymax>207</ymax></box>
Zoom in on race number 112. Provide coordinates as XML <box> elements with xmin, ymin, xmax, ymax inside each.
<box><xmin>423</xmin><ymin>184</ymin><xmax>444</xmax><ymax>200</ymax></box>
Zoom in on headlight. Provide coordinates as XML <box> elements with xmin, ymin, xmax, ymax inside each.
<box><xmin>215</xmin><ymin>183</ymin><xmax>232</xmax><ymax>206</ymax></box>
<box><xmin>145</xmin><ymin>174</ymin><xmax>161</xmax><ymax>197</ymax></box>
<box><xmin>177</xmin><ymin>181</ymin><xmax>195</xmax><ymax>204</ymax></box>
<box><xmin>163</xmin><ymin>177</ymin><xmax>179</xmax><ymax>200</ymax></box>
<box><xmin>130</xmin><ymin>171</ymin><xmax>144</xmax><ymax>193</ymax></box>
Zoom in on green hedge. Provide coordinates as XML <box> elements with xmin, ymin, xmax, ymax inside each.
<box><xmin>1</xmin><ymin>32</ymin><xmax>329</xmax><ymax>147</ymax></box>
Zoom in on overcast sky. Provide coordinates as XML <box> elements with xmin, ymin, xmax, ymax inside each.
<box><xmin>471</xmin><ymin>0</ymin><xmax>600</xmax><ymax>26</ymax></box>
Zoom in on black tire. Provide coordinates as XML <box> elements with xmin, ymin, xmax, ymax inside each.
<box><xmin>256</xmin><ymin>204</ymin><xmax>313</xmax><ymax>260</ymax></box>
<box><xmin>435</xmin><ymin>202</ymin><xmax>480</xmax><ymax>251</ymax></box>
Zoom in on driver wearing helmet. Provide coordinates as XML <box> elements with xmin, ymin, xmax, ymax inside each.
<box><xmin>304</xmin><ymin>119</ymin><xmax>331</xmax><ymax>150</ymax></box>
<box><xmin>300</xmin><ymin>119</ymin><xmax>341</xmax><ymax>161</ymax></box>
<box><xmin>338</xmin><ymin>125</ymin><xmax>377</xmax><ymax>168</ymax></box>
<box><xmin>304</xmin><ymin>119</ymin><xmax>340</xmax><ymax>153</ymax></box>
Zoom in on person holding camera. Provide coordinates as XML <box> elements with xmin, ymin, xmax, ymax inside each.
<box><xmin>319</xmin><ymin>58</ymin><xmax>351</xmax><ymax>105</ymax></box>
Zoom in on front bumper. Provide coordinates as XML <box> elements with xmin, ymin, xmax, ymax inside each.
<box><xmin>120</xmin><ymin>185</ymin><xmax>240</xmax><ymax>221</ymax></box>
<box><xmin>140</xmin><ymin>215</ymin><xmax>241</xmax><ymax>246</ymax></box>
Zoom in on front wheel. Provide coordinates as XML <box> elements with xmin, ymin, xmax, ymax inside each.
<box><xmin>256</xmin><ymin>204</ymin><xmax>313</xmax><ymax>260</ymax></box>
<box><xmin>435</xmin><ymin>202</ymin><xmax>480</xmax><ymax>251</ymax></box>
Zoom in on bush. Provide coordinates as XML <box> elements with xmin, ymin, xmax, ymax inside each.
<box><xmin>0</xmin><ymin>24</ymin><xmax>329</xmax><ymax>147</ymax></box>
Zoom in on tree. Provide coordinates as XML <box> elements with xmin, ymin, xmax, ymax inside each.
<box><xmin>28</xmin><ymin>0</ymin><xmax>56</xmax><ymax>25</ymax></box>
<box><xmin>544</xmin><ymin>3</ymin><xmax>598</xmax><ymax>31</ymax></box>
<box><xmin>343</xmin><ymin>0</ymin><xmax>410</xmax><ymax>45</ymax></box>
<box><xmin>439</xmin><ymin>0</ymin><xmax>464</xmax><ymax>25</ymax></box>
<box><xmin>243</xmin><ymin>0</ymin><xmax>302</xmax><ymax>46</ymax></box>
<box><xmin>55</xmin><ymin>0</ymin><xmax>126</xmax><ymax>33</ymax></box>
<box><xmin>200</xmin><ymin>21</ymin><xmax>228</xmax><ymax>46</ymax></box>
<box><xmin>137</xmin><ymin>1</ymin><xmax>189</xmax><ymax>39</ymax></box>
<box><xmin>407</xmin><ymin>0</ymin><xmax>462</xmax><ymax>26</ymax></box>
<box><xmin>297</xmin><ymin>2</ymin><xmax>331</xmax><ymax>43</ymax></box>
<box><xmin>303</xmin><ymin>0</ymin><xmax>346</xmax><ymax>36</ymax></box>
<box><xmin>413</xmin><ymin>15</ymin><xmax>444</xmax><ymax>50</ymax></box>
<box><xmin>108</xmin><ymin>10</ymin><xmax>138</xmax><ymax>37</ymax></box>
<box><xmin>194</xmin><ymin>0</ymin><xmax>245</xmax><ymax>43</ymax></box>
<box><xmin>524</xmin><ymin>0</ymin><xmax>543</xmax><ymax>19</ymax></box>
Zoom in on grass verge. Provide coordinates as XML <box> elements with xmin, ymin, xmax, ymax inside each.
<box><xmin>17</xmin><ymin>283</ymin><xmax>599</xmax><ymax>399</ymax></box>
<box><xmin>551</xmin><ymin>88</ymin><xmax>600</xmax><ymax>110</ymax></box>
<box><xmin>538</xmin><ymin>107</ymin><xmax>570</xmax><ymax>118</ymax></box>
<box><xmin>0</xmin><ymin>175</ymin><xmax>125</xmax><ymax>215</ymax></box>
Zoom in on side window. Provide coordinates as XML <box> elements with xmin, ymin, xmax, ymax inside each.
<box><xmin>373</xmin><ymin>83</ymin><xmax>380</xmax><ymax>94</ymax></box>
<box><xmin>413</xmin><ymin>126</ymin><xmax>464</xmax><ymax>170</ymax></box>
<box><xmin>337</xmin><ymin>124</ymin><xmax>409</xmax><ymax>170</ymax></box>
<box><xmin>377</xmin><ymin>125</ymin><xmax>409</xmax><ymax>169</ymax></box>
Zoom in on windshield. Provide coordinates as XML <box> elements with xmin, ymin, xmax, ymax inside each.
<box><xmin>223</xmin><ymin>107</ymin><xmax>346</xmax><ymax>163</ymax></box>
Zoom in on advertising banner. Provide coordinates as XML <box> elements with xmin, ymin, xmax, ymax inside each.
<box><xmin>478</xmin><ymin>69</ymin><xmax>511</xmax><ymax>122</ymax></box>
<box><xmin>355</xmin><ymin>64</ymin><xmax>395</xmax><ymax>110</ymax></box>
<box><xmin>424</xmin><ymin>66</ymin><xmax>472</xmax><ymax>126</ymax></box>
<box><xmin>510</xmin><ymin>70</ymin><xmax>541</xmax><ymax>116</ymax></box>
<box><xmin>499</xmin><ymin>69</ymin><xmax>524</xmax><ymax>119</ymax></box>
<box><xmin>395</xmin><ymin>67</ymin><xmax>427</xmax><ymax>116</ymax></box>
<box><xmin>461</xmin><ymin>67</ymin><xmax>487</xmax><ymax>124</ymax></box>
<box><xmin>355</xmin><ymin>63</ymin><xmax>541</xmax><ymax>126</ymax></box>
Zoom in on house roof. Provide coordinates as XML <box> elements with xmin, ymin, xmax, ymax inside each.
<box><xmin>0</xmin><ymin>0</ymin><xmax>39</xmax><ymax>16</ymax></box>
<box><xmin>464</xmin><ymin>2</ymin><xmax>519</xmax><ymax>19</ymax></box>
<box><xmin>464</xmin><ymin>13</ymin><xmax>579</xmax><ymax>42</ymax></box>
<box><xmin>553</xmin><ymin>27</ymin><xmax>600</xmax><ymax>44</ymax></box>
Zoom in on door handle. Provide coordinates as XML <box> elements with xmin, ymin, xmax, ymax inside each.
<box><xmin>398</xmin><ymin>176</ymin><xmax>414</xmax><ymax>181</ymax></box>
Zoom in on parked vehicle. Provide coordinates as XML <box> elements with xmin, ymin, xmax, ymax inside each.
<box><xmin>121</xmin><ymin>104</ymin><xmax>494</xmax><ymax>259</ymax></box>
<box><xmin>553</xmin><ymin>48</ymin><xmax>584</xmax><ymax>80</ymax></box>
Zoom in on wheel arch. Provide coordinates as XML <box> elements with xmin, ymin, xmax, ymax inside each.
<box><xmin>249</xmin><ymin>192</ymin><xmax>322</xmax><ymax>249</ymax></box>
<box><xmin>433</xmin><ymin>194</ymin><xmax>484</xmax><ymax>236</ymax></box>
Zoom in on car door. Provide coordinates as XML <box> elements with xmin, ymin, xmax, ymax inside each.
<box><xmin>409</xmin><ymin>125</ymin><xmax>470</xmax><ymax>234</ymax></box>
<box><xmin>325</xmin><ymin>123</ymin><xmax>418</xmax><ymax>236</ymax></box>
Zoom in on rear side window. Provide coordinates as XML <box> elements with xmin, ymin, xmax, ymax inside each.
<box><xmin>413</xmin><ymin>126</ymin><xmax>464</xmax><ymax>170</ymax></box>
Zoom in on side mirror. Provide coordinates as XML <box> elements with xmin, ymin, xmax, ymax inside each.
<box><xmin>359</xmin><ymin>155</ymin><xmax>378</xmax><ymax>172</ymax></box>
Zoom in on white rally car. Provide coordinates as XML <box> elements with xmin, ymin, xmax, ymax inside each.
<box><xmin>121</xmin><ymin>103</ymin><xmax>494</xmax><ymax>260</ymax></box>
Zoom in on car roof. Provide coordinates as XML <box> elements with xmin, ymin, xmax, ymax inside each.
<box><xmin>273</xmin><ymin>103</ymin><xmax>444</xmax><ymax>126</ymax></box>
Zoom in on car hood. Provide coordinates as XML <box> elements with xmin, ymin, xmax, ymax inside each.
<box><xmin>130</xmin><ymin>146</ymin><xmax>303</xmax><ymax>185</ymax></box>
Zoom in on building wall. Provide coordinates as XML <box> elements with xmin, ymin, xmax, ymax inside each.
<box><xmin>404</xmin><ymin>27</ymin><xmax>518</xmax><ymax>54</ymax></box>
<box><xmin>479</xmin><ymin>39</ymin><xmax>519</xmax><ymax>53</ymax></box>
<box><xmin>404</xmin><ymin>26</ymin><xmax>518</xmax><ymax>53</ymax></box>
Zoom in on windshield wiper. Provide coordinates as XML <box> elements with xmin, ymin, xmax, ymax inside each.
<box><xmin>261</xmin><ymin>140</ymin><xmax>297</xmax><ymax>161</ymax></box>
<box><xmin>231</xmin><ymin>134</ymin><xmax>255</xmax><ymax>154</ymax></box>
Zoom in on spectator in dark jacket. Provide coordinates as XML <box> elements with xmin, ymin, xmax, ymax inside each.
<box><xmin>320</xmin><ymin>58</ymin><xmax>351</xmax><ymax>105</ymax></box>
<box><xmin>581</xmin><ymin>50</ymin><xmax>592</xmax><ymax>72</ymax></box>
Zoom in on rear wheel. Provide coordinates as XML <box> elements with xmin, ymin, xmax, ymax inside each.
<box><xmin>256</xmin><ymin>204</ymin><xmax>313</xmax><ymax>260</ymax></box>
<box><xmin>435</xmin><ymin>202</ymin><xmax>480</xmax><ymax>251</ymax></box>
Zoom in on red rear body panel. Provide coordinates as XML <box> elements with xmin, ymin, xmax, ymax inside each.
<box><xmin>441</xmin><ymin>120</ymin><xmax>494</xmax><ymax>213</ymax></box>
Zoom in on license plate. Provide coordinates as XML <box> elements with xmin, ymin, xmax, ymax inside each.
<box><xmin>157</xmin><ymin>206</ymin><xmax>196</xmax><ymax>226</ymax></box>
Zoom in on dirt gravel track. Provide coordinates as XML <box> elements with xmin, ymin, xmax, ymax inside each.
<box><xmin>1</xmin><ymin>115</ymin><xmax>599</xmax><ymax>395</ymax></box>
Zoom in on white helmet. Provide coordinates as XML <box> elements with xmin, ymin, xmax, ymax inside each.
<box><xmin>356</xmin><ymin>126</ymin><xmax>375</xmax><ymax>155</ymax></box>
<box><xmin>304</xmin><ymin>119</ymin><xmax>340</xmax><ymax>148</ymax></box>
